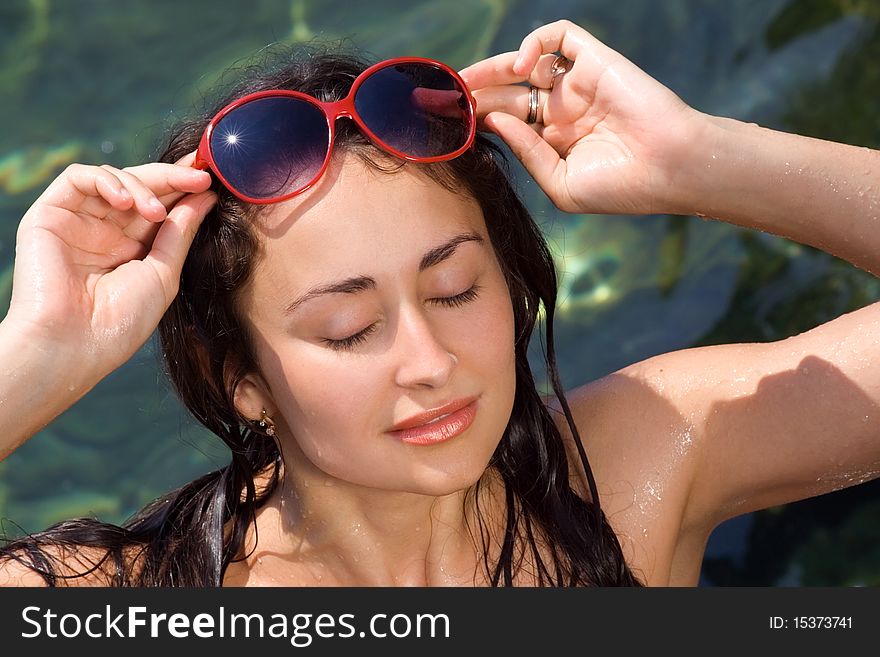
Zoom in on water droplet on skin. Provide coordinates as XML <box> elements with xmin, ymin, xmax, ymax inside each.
<box><xmin>68</xmin><ymin>384</ymin><xmax>76</xmax><ymax>392</ymax></box>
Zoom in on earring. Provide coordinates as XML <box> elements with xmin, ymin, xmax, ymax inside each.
<box><xmin>258</xmin><ymin>409</ymin><xmax>276</xmax><ymax>437</ymax></box>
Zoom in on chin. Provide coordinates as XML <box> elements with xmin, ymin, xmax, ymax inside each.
<box><xmin>406</xmin><ymin>459</ymin><xmax>494</xmax><ymax>497</ymax></box>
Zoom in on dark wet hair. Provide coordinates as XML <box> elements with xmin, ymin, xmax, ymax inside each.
<box><xmin>1</xmin><ymin>45</ymin><xmax>643</xmax><ymax>586</ymax></box>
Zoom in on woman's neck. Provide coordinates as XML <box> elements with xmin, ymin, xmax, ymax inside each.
<box><xmin>231</xmin><ymin>464</ymin><xmax>504</xmax><ymax>586</ymax></box>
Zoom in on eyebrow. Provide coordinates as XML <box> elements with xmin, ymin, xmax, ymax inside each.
<box><xmin>283</xmin><ymin>231</ymin><xmax>485</xmax><ymax>316</ymax></box>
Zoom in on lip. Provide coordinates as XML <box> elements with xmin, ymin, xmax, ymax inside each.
<box><xmin>387</xmin><ymin>397</ymin><xmax>479</xmax><ymax>445</ymax></box>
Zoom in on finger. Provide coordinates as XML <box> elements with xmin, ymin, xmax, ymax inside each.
<box><xmin>460</xmin><ymin>52</ymin><xmax>559</xmax><ymax>90</ymax></box>
<box><xmin>119</xmin><ymin>162</ymin><xmax>212</xmax><ymax>200</ymax></box>
<box><xmin>102</xmin><ymin>165</ymin><xmax>169</xmax><ymax>222</ymax></box>
<box><xmin>144</xmin><ymin>191</ymin><xmax>217</xmax><ymax>305</ymax></box>
<box><xmin>122</xmin><ymin>215</ymin><xmax>162</xmax><ymax>248</ymax></box>
<box><xmin>174</xmin><ymin>150</ymin><xmax>198</xmax><ymax>167</ymax></box>
<box><xmin>472</xmin><ymin>86</ymin><xmax>550</xmax><ymax>125</ymax></box>
<box><xmin>100</xmin><ymin>163</ymin><xmax>208</xmax><ymax>243</ymax></box>
<box><xmin>39</xmin><ymin>163</ymin><xmax>135</xmax><ymax>215</ymax></box>
<box><xmin>483</xmin><ymin>111</ymin><xmax>567</xmax><ymax>201</ymax></box>
<box><xmin>512</xmin><ymin>19</ymin><xmax>597</xmax><ymax>77</ymax></box>
<box><xmin>460</xmin><ymin>52</ymin><xmax>520</xmax><ymax>89</ymax></box>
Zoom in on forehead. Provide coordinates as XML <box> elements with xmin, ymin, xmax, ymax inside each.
<box><xmin>249</xmin><ymin>154</ymin><xmax>487</xmax><ymax>283</ymax></box>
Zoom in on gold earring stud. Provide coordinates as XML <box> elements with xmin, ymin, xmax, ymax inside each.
<box><xmin>258</xmin><ymin>409</ymin><xmax>276</xmax><ymax>437</ymax></box>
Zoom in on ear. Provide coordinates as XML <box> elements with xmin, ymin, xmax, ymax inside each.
<box><xmin>232</xmin><ymin>370</ymin><xmax>277</xmax><ymax>423</ymax></box>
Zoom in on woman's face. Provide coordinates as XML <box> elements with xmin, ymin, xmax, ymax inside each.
<box><xmin>235</xmin><ymin>153</ymin><xmax>516</xmax><ymax>496</ymax></box>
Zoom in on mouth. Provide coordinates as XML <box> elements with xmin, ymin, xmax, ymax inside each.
<box><xmin>387</xmin><ymin>397</ymin><xmax>479</xmax><ymax>445</ymax></box>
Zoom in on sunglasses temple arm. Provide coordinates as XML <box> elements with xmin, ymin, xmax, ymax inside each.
<box><xmin>193</xmin><ymin>137</ymin><xmax>214</xmax><ymax>171</ymax></box>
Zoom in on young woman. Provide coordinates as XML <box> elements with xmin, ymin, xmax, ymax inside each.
<box><xmin>0</xmin><ymin>20</ymin><xmax>877</xmax><ymax>586</ymax></box>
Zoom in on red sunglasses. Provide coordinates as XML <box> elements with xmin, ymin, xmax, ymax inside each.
<box><xmin>194</xmin><ymin>57</ymin><xmax>476</xmax><ymax>204</ymax></box>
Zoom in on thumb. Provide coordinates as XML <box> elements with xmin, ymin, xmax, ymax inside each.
<box><xmin>483</xmin><ymin>111</ymin><xmax>566</xmax><ymax>202</ymax></box>
<box><xmin>144</xmin><ymin>191</ymin><xmax>216</xmax><ymax>305</ymax></box>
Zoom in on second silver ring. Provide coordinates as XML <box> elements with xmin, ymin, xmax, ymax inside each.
<box><xmin>526</xmin><ymin>85</ymin><xmax>539</xmax><ymax>124</ymax></box>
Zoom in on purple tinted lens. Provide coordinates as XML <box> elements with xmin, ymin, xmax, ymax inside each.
<box><xmin>210</xmin><ymin>96</ymin><xmax>328</xmax><ymax>200</ymax></box>
<box><xmin>354</xmin><ymin>63</ymin><xmax>470</xmax><ymax>158</ymax></box>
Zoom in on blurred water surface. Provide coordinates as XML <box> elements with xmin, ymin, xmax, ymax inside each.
<box><xmin>1</xmin><ymin>0</ymin><xmax>878</xmax><ymax>585</ymax></box>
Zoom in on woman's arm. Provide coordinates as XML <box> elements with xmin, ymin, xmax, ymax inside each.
<box><xmin>0</xmin><ymin>318</ymin><xmax>91</xmax><ymax>460</ymax></box>
<box><xmin>0</xmin><ymin>158</ymin><xmax>215</xmax><ymax>461</ymax></box>
<box><xmin>462</xmin><ymin>19</ymin><xmax>880</xmax><ymax>538</ymax></box>
<box><xmin>460</xmin><ymin>20</ymin><xmax>880</xmax><ymax>273</ymax></box>
<box><xmin>677</xmin><ymin>116</ymin><xmax>880</xmax><ymax>276</ymax></box>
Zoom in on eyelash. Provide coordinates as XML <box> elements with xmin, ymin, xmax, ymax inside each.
<box><xmin>322</xmin><ymin>285</ymin><xmax>482</xmax><ymax>352</ymax></box>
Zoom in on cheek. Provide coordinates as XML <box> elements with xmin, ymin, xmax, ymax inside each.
<box><xmin>275</xmin><ymin>353</ymin><xmax>376</xmax><ymax>432</ymax></box>
<box><xmin>468</xmin><ymin>278</ymin><xmax>516</xmax><ymax>366</ymax></box>
<box><xmin>271</xmin><ymin>353</ymin><xmax>389</xmax><ymax>482</ymax></box>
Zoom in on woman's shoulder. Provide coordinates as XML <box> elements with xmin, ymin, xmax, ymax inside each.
<box><xmin>0</xmin><ymin>542</ymin><xmax>132</xmax><ymax>587</ymax></box>
<box><xmin>544</xmin><ymin>358</ymin><xmax>713</xmax><ymax>585</ymax></box>
<box><xmin>0</xmin><ymin>554</ymin><xmax>50</xmax><ymax>586</ymax></box>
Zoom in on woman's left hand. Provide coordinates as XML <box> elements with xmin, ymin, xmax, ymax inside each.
<box><xmin>459</xmin><ymin>19</ymin><xmax>709</xmax><ymax>216</ymax></box>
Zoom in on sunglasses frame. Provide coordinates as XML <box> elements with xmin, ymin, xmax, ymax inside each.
<box><xmin>194</xmin><ymin>57</ymin><xmax>477</xmax><ymax>205</ymax></box>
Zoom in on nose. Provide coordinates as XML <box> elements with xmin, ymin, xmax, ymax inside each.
<box><xmin>393</xmin><ymin>306</ymin><xmax>457</xmax><ymax>389</ymax></box>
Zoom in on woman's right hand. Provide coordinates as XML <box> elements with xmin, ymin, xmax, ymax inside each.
<box><xmin>4</xmin><ymin>157</ymin><xmax>215</xmax><ymax>382</ymax></box>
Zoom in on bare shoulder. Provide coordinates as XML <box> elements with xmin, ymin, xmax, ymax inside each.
<box><xmin>547</xmin><ymin>297</ymin><xmax>880</xmax><ymax>586</ymax></box>
<box><xmin>0</xmin><ymin>555</ymin><xmax>50</xmax><ymax>586</ymax></box>
<box><xmin>544</xmin><ymin>344</ymin><xmax>754</xmax><ymax>585</ymax></box>
<box><xmin>548</xmin><ymin>344</ymin><xmax>780</xmax><ymax>586</ymax></box>
<box><xmin>0</xmin><ymin>544</ymin><xmax>124</xmax><ymax>587</ymax></box>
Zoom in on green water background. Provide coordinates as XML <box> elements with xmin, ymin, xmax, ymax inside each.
<box><xmin>1</xmin><ymin>0</ymin><xmax>879</xmax><ymax>585</ymax></box>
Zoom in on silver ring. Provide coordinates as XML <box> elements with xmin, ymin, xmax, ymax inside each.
<box><xmin>526</xmin><ymin>85</ymin><xmax>539</xmax><ymax>124</ymax></box>
<box><xmin>550</xmin><ymin>54</ymin><xmax>571</xmax><ymax>91</ymax></box>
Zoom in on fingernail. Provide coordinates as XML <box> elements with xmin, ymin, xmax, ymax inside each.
<box><xmin>149</xmin><ymin>198</ymin><xmax>166</xmax><ymax>212</ymax></box>
<box><xmin>513</xmin><ymin>54</ymin><xmax>524</xmax><ymax>72</ymax></box>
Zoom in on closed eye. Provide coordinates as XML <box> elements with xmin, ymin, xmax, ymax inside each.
<box><xmin>322</xmin><ymin>284</ymin><xmax>482</xmax><ymax>352</ymax></box>
<box><xmin>429</xmin><ymin>284</ymin><xmax>481</xmax><ymax>308</ymax></box>
<box><xmin>322</xmin><ymin>323</ymin><xmax>378</xmax><ymax>352</ymax></box>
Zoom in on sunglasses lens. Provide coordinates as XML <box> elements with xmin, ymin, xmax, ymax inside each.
<box><xmin>354</xmin><ymin>62</ymin><xmax>471</xmax><ymax>159</ymax></box>
<box><xmin>210</xmin><ymin>96</ymin><xmax>328</xmax><ymax>200</ymax></box>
